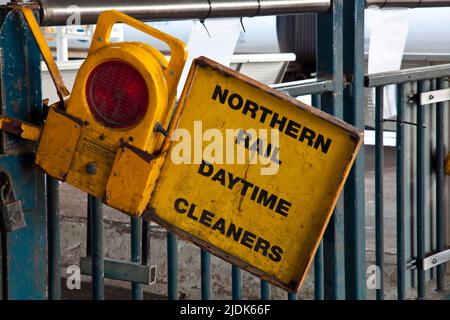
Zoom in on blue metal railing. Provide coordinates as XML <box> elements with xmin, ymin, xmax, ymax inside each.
<box><xmin>365</xmin><ymin>65</ymin><xmax>450</xmax><ymax>300</ymax></box>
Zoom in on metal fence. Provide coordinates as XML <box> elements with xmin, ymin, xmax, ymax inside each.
<box><xmin>365</xmin><ymin>65</ymin><xmax>450</xmax><ymax>299</ymax></box>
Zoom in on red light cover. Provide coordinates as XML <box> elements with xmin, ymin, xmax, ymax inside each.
<box><xmin>86</xmin><ymin>61</ymin><xmax>149</xmax><ymax>129</ymax></box>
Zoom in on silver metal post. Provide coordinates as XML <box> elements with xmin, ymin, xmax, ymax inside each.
<box><xmin>38</xmin><ymin>0</ymin><xmax>331</xmax><ymax>26</ymax></box>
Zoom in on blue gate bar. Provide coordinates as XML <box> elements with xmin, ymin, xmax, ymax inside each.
<box><xmin>142</xmin><ymin>220</ymin><xmax>150</xmax><ymax>265</ymax></box>
<box><xmin>318</xmin><ymin>0</ymin><xmax>346</xmax><ymax>300</ymax></box>
<box><xmin>87</xmin><ymin>196</ymin><xmax>92</xmax><ymax>257</ymax></box>
<box><xmin>435</xmin><ymin>78</ymin><xmax>446</xmax><ymax>292</ymax></box>
<box><xmin>314</xmin><ymin>240</ymin><xmax>324</xmax><ymax>300</ymax></box>
<box><xmin>260</xmin><ymin>281</ymin><xmax>270</xmax><ymax>300</ymax></box>
<box><xmin>167</xmin><ymin>232</ymin><xmax>178</xmax><ymax>300</ymax></box>
<box><xmin>201</xmin><ymin>250</ymin><xmax>211</xmax><ymax>300</ymax></box>
<box><xmin>287</xmin><ymin>292</ymin><xmax>297</xmax><ymax>300</ymax></box>
<box><xmin>416</xmin><ymin>80</ymin><xmax>428</xmax><ymax>299</ymax></box>
<box><xmin>312</xmin><ymin>93</ymin><xmax>324</xmax><ymax>301</ymax></box>
<box><xmin>91</xmin><ymin>195</ymin><xmax>104</xmax><ymax>300</ymax></box>
<box><xmin>47</xmin><ymin>176</ymin><xmax>61</xmax><ymax>300</ymax></box>
<box><xmin>343</xmin><ymin>0</ymin><xmax>367</xmax><ymax>300</ymax></box>
<box><xmin>375</xmin><ymin>86</ymin><xmax>385</xmax><ymax>300</ymax></box>
<box><xmin>396</xmin><ymin>83</ymin><xmax>406</xmax><ymax>300</ymax></box>
<box><xmin>131</xmin><ymin>217</ymin><xmax>143</xmax><ymax>300</ymax></box>
<box><xmin>231</xmin><ymin>266</ymin><xmax>242</xmax><ymax>300</ymax></box>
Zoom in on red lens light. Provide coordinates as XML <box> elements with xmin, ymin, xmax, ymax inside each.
<box><xmin>86</xmin><ymin>61</ymin><xmax>149</xmax><ymax>129</ymax></box>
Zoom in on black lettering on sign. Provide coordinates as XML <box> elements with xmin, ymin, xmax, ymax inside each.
<box><xmin>235</xmin><ymin>130</ymin><xmax>282</xmax><ymax>166</ymax></box>
<box><xmin>198</xmin><ymin>161</ymin><xmax>292</xmax><ymax>218</ymax></box>
<box><xmin>211</xmin><ymin>84</ymin><xmax>333</xmax><ymax>154</ymax></box>
<box><xmin>173</xmin><ymin>197</ymin><xmax>284</xmax><ymax>263</ymax></box>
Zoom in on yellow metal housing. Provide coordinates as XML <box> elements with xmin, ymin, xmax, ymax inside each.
<box><xmin>34</xmin><ymin>10</ymin><xmax>187</xmax><ymax>215</ymax></box>
<box><xmin>106</xmin><ymin>145</ymin><xmax>167</xmax><ymax>215</ymax></box>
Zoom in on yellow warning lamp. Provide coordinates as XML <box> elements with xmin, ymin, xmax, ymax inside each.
<box><xmin>1</xmin><ymin>8</ymin><xmax>187</xmax><ymax>216</ymax></box>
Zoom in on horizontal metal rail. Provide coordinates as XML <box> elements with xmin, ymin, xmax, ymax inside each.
<box><xmin>366</xmin><ymin>0</ymin><xmax>450</xmax><ymax>8</ymax></box>
<box><xmin>365</xmin><ymin>64</ymin><xmax>450</xmax><ymax>87</ymax></box>
<box><xmin>271</xmin><ymin>79</ymin><xmax>334</xmax><ymax>96</ymax></box>
<box><xmin>38</xmin><ymin>0</ymin><xmax>331</xmax><ymax>26</ymax></box>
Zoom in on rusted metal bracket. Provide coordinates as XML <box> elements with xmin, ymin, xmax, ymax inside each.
<box><xmin>0</xmin><ymin>116</ymin><xmax>42</xmax><ymax>141</ymax></box>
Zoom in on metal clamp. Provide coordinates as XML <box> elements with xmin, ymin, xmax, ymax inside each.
<box><xmin>420</xmin><ymin>88</ymin><xmax>450</xmax><ymax>105</ymax></box>
<box><xmin>407</xmin><ymin>246</ymin><xmax>450</xmax><ymax>271</ymax></box>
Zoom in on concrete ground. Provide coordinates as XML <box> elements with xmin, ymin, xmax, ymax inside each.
<box><xmin>58</xmin><ymin>146</ymin><xmax>450</xmax><ymax>300</ymax></box>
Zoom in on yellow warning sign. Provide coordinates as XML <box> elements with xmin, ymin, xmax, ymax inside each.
<box><xmin>146</xmin><ymin>57</ymin><xmax>363</xmax><ymax>292</ymax></box>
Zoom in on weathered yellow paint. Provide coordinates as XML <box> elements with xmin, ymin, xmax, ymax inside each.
<box><xmin>106</xmin><ymin>146</ymin><xmax>167</xmax><ymax>215</ymax></box>
<box><xmin>35</xmin><ymin>108</ymin><xmax>82</xmax><ymax>180</ymax></box>
<box><xmin>445</xmin><ymin>153</ymin><xmax>450</xmax><ymax>176</ymax></box>
<box><xmin>20</xmin><ymin>122</ymin><xmax>42</xmax><ymax>141</ymax></box>
<box><xmin>1</xmin><ymin>10</ymin><xmax>188</xmax><ymax>216</ymax></box>
<box><xmin>147</xmin><ymin>57</ymin><xmax>364</xmax><ymax>292</ymax></box>
<box><xmin>32</xmin><ymin>11</ymin><xmax>187</xmax><ymax>215</ymax></box>
<box><xmin>0</xmin><ymin>116</ymin><xmax>42</xmax><ymax>141</ymax></box>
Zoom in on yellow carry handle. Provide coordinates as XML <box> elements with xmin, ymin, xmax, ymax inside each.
<box><xmin>19</xmin><ymin>7</ymin><xmax>70</xmax><ymax>107</ymax></box>
<box><xmin>89</xmin><ymin>10</ymin><xmax>187</xmax><ymax>99</ymax></box>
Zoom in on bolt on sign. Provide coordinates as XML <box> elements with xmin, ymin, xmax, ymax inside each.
<box><xmin>146</xmin><ymin>57</ymin><xmax>364</xmax><ymax>292</ymax></box>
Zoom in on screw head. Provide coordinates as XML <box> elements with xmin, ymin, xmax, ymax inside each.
<box><xmin>429</xmin><ymin>95</ymin><xmax>434</xmax><ymax>100</ymax></box>
<box><xmin>86</xmin><ymin>162</ymin><xmax>98</xmax><ymax>175</ymax></box>
<box><xmin>432</xmin><ymin>258</ymin><xmax>437</xmax><ymax>264</ymax></box>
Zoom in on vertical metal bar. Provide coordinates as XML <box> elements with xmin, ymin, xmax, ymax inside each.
<box><xmin>317</xmin><ymin>0</ymin><xmax>346</xmax><ymax>300</ymax></box>
<box><xmin>416</xmin><ymin>80</ymin><xmax>428</xmax><ymax>299</ymax></box>
<box><xmin>396</xmin><ymin>84</ymin><xmax>406</xmax><ymax>300</ymax></box>
<box><xmin>231</xmin><ymin>266</ymin><xmax>242</xmax><ymax>300</ymax></box>
<box><xmin>436</xmin><ymin>78</ymin><xmax>446</xmax><ymax>292</ymax></box>
<box><xmin>142</xmin><ymin>220</ymin><xmax>150</xmax><ymax>265</ymax></box>
<box><xmin>343</xmin><ymin>0</ymin><xmax>367</xmax><ymax>300</ymax></box>
<box><xmin>131</xmin><ymin>217</ymin><xmax>143</xmax><ymax>300</ymax></box>
<box><xmin>91</xmin><ymin>195</ymin><xmax>104</xmax><ymax>300</ymax></box>
<box><xmin>375</xmin><ymin>86</ymin><xmax>384</xmax><ymax>300</ymax></box>
<box><xmin>86</xmin><ymin>195</ymin><xmax>92</xmax><ymax>257</ymax></box>
<box><xmin>312</xmin><ymin>93</ymin><xmax>324</xmax><ymax>301</ymax></box>
<box><xmin>201</xmin><ymin>250</ymin><xmax>211</xmax><ymax>300</ymax></box>
<box><xmin>167</xmin><ymin>232</ymin><xmax>178</xmax><ymax>300</ymax></box>
<box><xmin>260</xmin><ymin>281</ymin><xmax>270</xmax><ymax>300</ymax></box>
<box><xmin>314</xmin><ymin>240</ymin><xmax>324</xmax><ymax>300</ymax></box>
<box><xmin>287</xmin><ymin>292</ymin><xmax>297</xmax><ymax>300</ymax></box>
<box><xmin>47</xmin><ymin>176</ymin><xmax>61</xmax><ymax>300</ymax></box>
